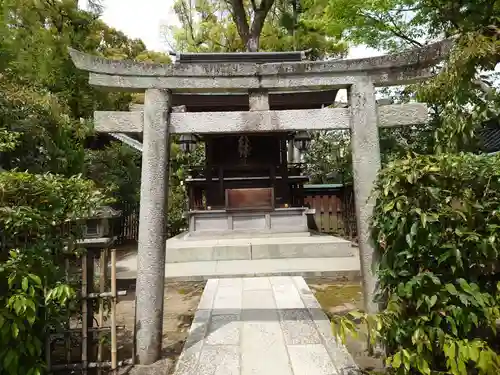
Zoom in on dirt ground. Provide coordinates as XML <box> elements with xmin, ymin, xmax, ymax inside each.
<box><xmin>307</xmin><ymin>278</ymin><xmax>385</xmax><ymax>374</ymax></box>
<box><xmin>115</xmin><ymin>281</ymin><xmax>204</xmax><ymax>374</ymax></box>
<box><xmin>114</xmin><ymin>278</ymin><xmax>383</xmax><ymax>374</ymax></box>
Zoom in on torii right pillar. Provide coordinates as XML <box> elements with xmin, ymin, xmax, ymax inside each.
<box><xmin>349</xmin><ymin>78</ymin><xmax>381</xmax><ymax>314</ymax></box>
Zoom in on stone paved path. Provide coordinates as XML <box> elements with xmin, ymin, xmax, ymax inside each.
<box><xmin>173</xmin><ymin>276</ymin><xmax>358</xmax><ymax>375</ymax></box>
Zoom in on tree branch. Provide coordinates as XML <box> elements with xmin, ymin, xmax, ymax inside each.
<box><xmin>248</xmin><ymin>0</ymin><xmax>275</xmax><ymax>50</ymax></box>
<box><xmin>473</xmin><ymin>79</ymin><xmax>496</xmax><ymax>99</ymax></box>
<box><xmin>228</xmin><ymin>0</ymin><xmax>250</xmax><ymax>44</ymax></box>
<box><xmin>386</xmin><ymin>11</ymin><xmax>422</xmax><ymax>47</ymax></box>
<box><xmin>250</xmin><ymin>0</ymin><xmax>257</xmax><ymax>12</ymax></box>
<box><xmin>360</xmin><ymin>11</ymin><xmax>422</xmax><ymax>48</ymax></box>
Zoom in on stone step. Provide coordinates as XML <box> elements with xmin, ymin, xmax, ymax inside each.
<box><xmin>116</xmin><ymin>256</ymin><xmax>361</xmax><ymax>281</ymax></box>
<box><xmin>165</xmin><ymin>233</ymin><xmax>354</xmax><ymax>263</ymax></box>
<box><xmin>183</xmin><ymin>230</ymin><xmax>313</xmax><ymax>239</ymax></box>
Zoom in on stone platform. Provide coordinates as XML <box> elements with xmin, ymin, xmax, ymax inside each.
<box><xmin>173</xmin><ymin>276</ymin><xmax>359</xmax><ymax>375</ymax></box>
<box><xmin>165</xmin><ymin>232</ymin><xmax>354</xmax><ymax>263</ymax></box>
<box><xmin>116</xmin><ymin>256</ymin><xmax>360</xmax><ymax>281</ymax></box>
<box><xmin>116</xmin><ymin>234</ymin><xmax>360</xmax><ymax>280</ymax></box>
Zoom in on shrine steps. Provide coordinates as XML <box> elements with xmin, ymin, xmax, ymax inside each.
<box><xmin>115</xmin><ymin>240</ymin><xmax>360</xmax><ymax>281</ymax></box>
<box><xmin>165</xmin><ymin>232</ymin><xmax>354</xmax><ymax>263</ymax></box>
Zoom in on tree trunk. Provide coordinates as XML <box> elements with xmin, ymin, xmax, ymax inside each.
<box><xmin>246</xmin><ymin>37</ymin><xmax>259</xmax><ymax>52</ymax></box>
<box><xmin>229</xmin><ymin>0</ymin><xmax>275</xmax><ymax>52</ymax></box>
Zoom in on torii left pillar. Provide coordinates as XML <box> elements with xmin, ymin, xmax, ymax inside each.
<box><xmin>135</xmin><ymin>89</ymin><xmax>172</xmax><ymax>364</ymax></box>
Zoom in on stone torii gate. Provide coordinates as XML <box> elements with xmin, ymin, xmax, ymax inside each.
<box><xmin>69</xmin><ymin>40</ymin><xmax>451</xmax><ymax>365</ymax></box>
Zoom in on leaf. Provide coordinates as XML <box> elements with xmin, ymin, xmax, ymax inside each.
<box><xmin>457</xmin><ymin>357</ymin><xmax>467</xmax><ymax>375</ymax></box>
<box><xmin>406</xmin><ymin>233</ymin><xmax>413</xmax><ymax>247</ymax></box>
<box><xmin>22</xmin><ymin>277</ymin><xmax>28</xmax><ymax>292</ymax></box>
<box><xmin>402</xmin><ymin>349</ymin><xmax>411</xmax><ymax>370</ymax></box>
<box><xmin>421</xmin><ymin>213</ymin><xmax>428</xmax><ymax>228</ymax></box>
<box><xmin>477</xmin><ymin>351</ymin><xmax>489</xmax><ymax>372</ymax></box>
<box><xmin>445</xmin><ymin>283</ymin><xmax>458</xmax><ymax>296</ymax></box>
<box><xmin>384</xmin><ymin>201</ymin><xmax>395</xmax><ymax>212</ymax></box>
<box><xmin>470</xmin><ymin>313</ymin><xmax>478</xmax><ymax>327</ymax></box>
<box><xmin>12</xmin><ymin>322</ymin><xmax>19</xmax><ymax>338</ymax></box>
<box><xmin>429</xmin><ymin>295</ymin><xmax>438</xmax><ymax>308</ymax></box>
<box><xmin>411</xmin><ymin>222</ymin><xmax>418</xmax><ymax>236</ymax></box>
<box><xmin>392</xmin><ymin>351</ymin><xmax>402</xmax><ymax>369</ymax></box>
<box><xmin>468</xmin><ymin>343</ymin><xmax>479</xmax><ymax>362</ymax></box>
<box><xmin>417</xmin><ymin>357</ymin><xmax>431</xmax><ymax>375</ymax></box>
<box><xmin>28</xmin><ymin>274</ymin><xmax>41</xmax><ymax>286</ymax></box>
<box><xmin>3</xmin><ymin>349</ymin><xmax>15</xmax><ymax>370</ymax></box>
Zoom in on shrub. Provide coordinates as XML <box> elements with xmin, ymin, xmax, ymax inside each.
<box><xmin>335</xmin><ymin>153</ymin><xmax>500</xmax><ymax>374</ymax></box>
<box><xmin>0</xmin><ymin>171</ymin><xmax>108</xmax><ymax>375</ymax></box>
<box><xmin>84</xmin><ymin>141</ymin><xmax>141</xmax><ymax>215</ymax></box>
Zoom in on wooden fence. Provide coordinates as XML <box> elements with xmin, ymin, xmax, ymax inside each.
<box><xmin>47</xmin><ymin>245</ymin><xmax>131</xmax><ymax>374</ymax></box>
<box><xmin>115</xmin><ymin>206</ymin><xmax>139</xmax><ymax>245</ymax></box>
<box><xmin>303</xmin><ymin>184</ymin><xmax>357</xmax><ymax>240</ymax></box>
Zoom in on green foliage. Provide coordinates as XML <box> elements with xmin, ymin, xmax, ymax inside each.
<box><xmin>167</xmin><ymin>142</ymin><xmax>205</xmax><ymax>237</ymax></box>
<box><xmin>312</xmin><ymin>0</ymin><xmax>500</xmax><ymax>52</ymax></box>
<box><xmin>304</xmin><ymin>130</ymin><xmax>351</xmax><ymax>184</ymax></box>
<box><xmin>0</xmin><ymin>171</ymin><xmax>108</xmax><ymax>375</ymax></box>
<box><xmin>333</xmin><ymin>153</ymin><xmax>500</xmax><ymax>374</ymax></box>
<box><xmin>170</xmin><ymin>0</ymin><xmax>347</xmax><ymax>57</ymax></box>
<box><xmin>0</xmin><ymin>0</ymin><xmax>152</xmax><ymax>119</ymax></box>
<box><xmin>416</xmin><ymin>32</ymin><xmax>500</xmax><ymax>153</ymax></box>
<box><xmin>84</xmin><ymin>142</ymin><xmax>142</xmax><ymax>214</ymax></box>
<box><xmin>0</xmin><ymin>76</ymin><xmax>89</xmax><ymax>176</ymax></box>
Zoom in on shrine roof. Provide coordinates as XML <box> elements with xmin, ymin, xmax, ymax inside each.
<box><xmin>173</xmin><ymin>51</ymin><xmax>306</xmax><ymax>64</ymax></box>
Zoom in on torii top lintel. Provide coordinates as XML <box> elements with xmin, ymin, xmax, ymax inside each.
<box><xmin>68</xmin><ymin>39</ymin><xmax>452</xmax><ymax>92</ymax></box>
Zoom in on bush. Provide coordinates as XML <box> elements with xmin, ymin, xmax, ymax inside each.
<box><xmin>334</xmin><ymin>153</ymin><xmax>500</xmax><ymax>374</ymax></box>
<box><xmin>0</xmin><ymin>171</ymin><xmax>108</xmax><ymax>375</ymax></box>
<box><xmin>84</xmin><ymin>141</ymin><xmax>142</xmax><ymax>215</ymax></box>
<box><xmin>367</xmin><ymin>153</ymin><xmax>500</xmax><ymax>374</ymax></box>
<box><xmin>0</xmin><ymin>78</ymin><xmax>89</xmax><ymax>176</ymax></box>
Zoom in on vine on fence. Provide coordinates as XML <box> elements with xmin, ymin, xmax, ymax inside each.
<box><xmin>333</xmin><ymin>153</ymin><xmax>500</xmax><ymax>374</ymax></box>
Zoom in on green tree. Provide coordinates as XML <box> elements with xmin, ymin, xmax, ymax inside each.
<box><xmin>313</xmin><ymin>0</ymin><xmax>500</xmax><ymax>152</ymax></box>
<box><xmin>0</xmin><ymin>0</ymin><xmax>155</xmax><ymax>120</ymax></box>
<box><xmin>169</xmin><ymin>0</ymin><xmax>346</xmax><ymax>57</ymax></box>
<box><xmin>0</xmin><ymin>74</ymin><xmax>88</xmax><ymax>176</ymax></box>
<box><xmin>84</xmin><ymin>142</ymin><xmax>142</xmax><ymax>214</ymax></box>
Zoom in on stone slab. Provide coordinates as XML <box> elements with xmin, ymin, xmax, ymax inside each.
<box><xmin>172</xmin><ymin>276</ymin><xmax>358</xmax><ymax>375</ymax></box>
<box><xmin>94</xmin><ymin>104</ymin><xmax>428</xmax><ymax>134</ymax></box>
<box><xmin>288</xmin><ymin>344</ymin><xmax>339</xmax><ymax>375</ymax></box>
<box><xmin>198</xmin><ymin>346</ymin><xmax>240</xmax><ymax>375</ymax></box>
<box><xmin>116</xmin><ymin>255</ymin><xmax>361</xmax><ymax>281</ymax></box>
<box><xmin>241</xmin><ymin>320</ymin><xmax>292</xmax><ymax>375</ymax></box>
<box><xmin>165</xmin><ymin>233</ymin><xmax>353</xmax><ymax>263</ymax></box>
